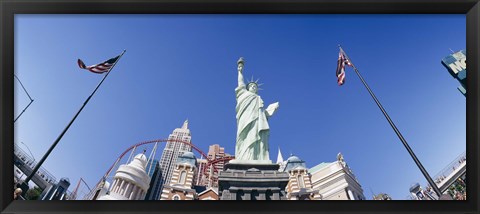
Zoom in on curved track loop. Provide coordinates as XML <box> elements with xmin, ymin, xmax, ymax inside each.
<box><xmin>85</xmin><ymin>139</ymin><xmax>234</xmax><ymax>200</ymax></box>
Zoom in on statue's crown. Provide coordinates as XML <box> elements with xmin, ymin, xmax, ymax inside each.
<box><xmin>247</xmin><ymin>76</ymin><xmax>263</xmax><ymax>90</ymax></box>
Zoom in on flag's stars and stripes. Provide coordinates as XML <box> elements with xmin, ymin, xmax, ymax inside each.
<box><xmin>77</xmin><ymin>55</ymin><xmax>120</xmax><ymax>74</ymax></box>
<box><xmin>336</xmin><ymin>51</ymin><xmax>352</xmax><ymax>86</ymax></box>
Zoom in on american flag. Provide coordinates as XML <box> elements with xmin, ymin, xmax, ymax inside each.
<box><xmin>78</xmin><ymin>55</ymin><xmax>120</xmax><ymax>74</ymax></box>
<box><xmin>336</xmin><ymin>51</ymin><xmax>352</xmax><ymax>86</ymax></box>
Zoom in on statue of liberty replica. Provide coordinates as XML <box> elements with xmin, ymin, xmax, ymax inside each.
<box><xmin>233</xmin><ymin>57</ymin><xmax>279</xmax><ymax>163</ymax></box>
<box><xmin>218</xmin><ymin>57</ymin><xmax>288</xmax><ymax>200</ymax></box>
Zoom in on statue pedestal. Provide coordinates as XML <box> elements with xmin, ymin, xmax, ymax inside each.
<box><xmin>218</xmin><ymin>162</ymin><xmax>289</xmax><ymax>200</ymax></box>
<box><xmin>228</xmin><ymin>159</ymin><xmax>273</xmax><ymax>164</ymax></box>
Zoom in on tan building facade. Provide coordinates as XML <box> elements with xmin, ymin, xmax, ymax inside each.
<box><xmin>284</xmin><ymin>156</ymin><xmax>322</xmax><ymax>200</ymax></box>
<box><xmin>160</xmin><ymin>152</ymin><xmax>197</xmax><ymax>200</ymax></box>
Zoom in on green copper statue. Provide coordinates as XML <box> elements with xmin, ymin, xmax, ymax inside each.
<box><xmin>234</xmin><ymin>57</ymin><xmax>279</xmax><ymax>163</ymax></box>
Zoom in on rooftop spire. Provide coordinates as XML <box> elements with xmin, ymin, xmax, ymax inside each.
<box><xmin>276</xmin><ymin>147</ymin><xmax>284</xmax><ymax>163</ymax></box>
<box><xmin>181</xmin><ymin>119</ymin><xmax>189</xmax><ymax>129</ymax></box>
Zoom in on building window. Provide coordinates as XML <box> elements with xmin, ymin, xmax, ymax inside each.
<box><xmin>297</xmin><ymin>175</ymin><xmax>305</xmax><ymax>188</ymax></box>
<box><xmin>179</xmin><ymin>171</ymin><xmax>187</xmax><ymax>184</ymax></box>
<box><xmin>173</xmin><ymin>195</ymin><xmax>180</xmax><ymax>200</ymax></box>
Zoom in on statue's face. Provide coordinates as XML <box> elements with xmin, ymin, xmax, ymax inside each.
<box><xmin>248</xmin><ymin>84</ymin><xmax>258</xmax><ymax>93</ymax></box>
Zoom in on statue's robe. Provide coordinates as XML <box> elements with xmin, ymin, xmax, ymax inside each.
<box><xmin>235</xmin><ymin>85</ymin><xmax>270</xmax><ymax>161</ymax></box>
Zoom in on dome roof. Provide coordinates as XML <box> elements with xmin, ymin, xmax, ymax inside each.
<box><xmin>177</xmin><ymin>152</ymin><xmax>197</xmax><ymax>166</ymax></box>
<box><xmin>134</xmin><ymin>153</ymin><xmax>148</xmax><ymax>162</ymax></box>
<box><xmin>128</xmin><ymin>153</ymin><xmax>148</xmax><ymax>170</ymax></box>
<box><xmin>180</xmin><ymin>152</ymin><xmax>195</xmax><ymax>159</ymax></box>
<box><xmin>60</xmin><ymin>177</ymin><xmax>70</xmax><ymax>183</ymax></box>
<box><xmin>284</xmin><ymin>155</ymin><xmax>306</xmax><ymax>172</ymax></box>
<box><xmin>287</xmin><ymin>155</ymin><xmax>302</xmax><ymax>162</ymax></box>
<box><xmin>113</xmin><ymin>152</ymin><xmax>151</xmax><ymax>193</ymax></box>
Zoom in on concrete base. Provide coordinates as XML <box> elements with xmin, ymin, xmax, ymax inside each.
<box><xmin>228</xmin><ymin>159</ymin><xmax>272</xmax><ymax>164</ymax></box>
<box><xmin>218</xmin><ymin>162</ymin><xmax>289</xmax><ymax>200</ymax></box>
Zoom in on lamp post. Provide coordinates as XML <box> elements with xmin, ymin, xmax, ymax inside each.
<box><xmin>20</xmin><ymin>142</ymin><xmax>36</xmax><ymax>163</ymax></box>
<box><xmin>17</xmin><ymin>142</ymin><xmax>36</xmax><ymax>185</ymax></box>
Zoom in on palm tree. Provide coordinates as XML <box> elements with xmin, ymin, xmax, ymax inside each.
<box><xmin>25</xmin><ymin>186</ymin><xmax>42</xmax><ymax>200</ymax></box>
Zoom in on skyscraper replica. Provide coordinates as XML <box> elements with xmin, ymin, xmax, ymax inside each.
<box><xmin>308</xmin><ymin>153</ymin><xmax>365</xmax><ymax>200</ymax></box>
<box><xmin>206</xmin><ymin>144</ymin><xmax>228</xmax><ymax>187</ymax></box>
<box><xmin>196</xmin><ymin>144</ymin><xmax>231</xmax><ymax>188</ymax></box>
<box><xmin>195</xmin><ymin>158</ymin><xmax>208</xmax><ymax>186</ymax></box>
<box><xmin>97</xmin><ymin>153</ymin><xmax>151</xmax><ymax>200</ymax></box>
<box><xmin>144</xmin><ymin>159</ymin><xmax>163</xmax><ymax>200</ymax></box>
<box><xmin>160</xmin><ymin>152</ymin><xmax>197</xmax><ymax>200</ymax></box>
<box><xmin>159</xmin><ymin>120</ymin><xmax>192</xmax><ymax>189</ymax></box>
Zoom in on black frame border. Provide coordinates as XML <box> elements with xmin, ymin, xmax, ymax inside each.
<box><xmin>1</xmin><ymin>0</ymin><xmax>479</xmax><ymax>214</ymax></box>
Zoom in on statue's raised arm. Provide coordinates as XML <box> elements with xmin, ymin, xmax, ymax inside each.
<box><xmin>237</xmin><ymin>57</ymin><xmax>246</xmax><ymax>88</ymax></box>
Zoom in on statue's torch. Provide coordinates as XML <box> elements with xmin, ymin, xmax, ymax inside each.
<box><xmin>237</xmin><ymin>57</ymin><xmax>244</xmax><ymax>66</ymax></box>
<box><xmin>237</xmin><ymin>57</ymin><xmax>245</xmax><ymax>73</ymax></box>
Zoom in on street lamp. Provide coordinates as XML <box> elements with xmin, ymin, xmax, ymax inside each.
<box><xmin>17</xmin><ymin>142</ymin><xmax>36</xmax><ymax>184</ymax></box>
<box><xmin>20</xmin><ymin>141</ymin><xmax>36</xmax><ymax>163</ymax></box>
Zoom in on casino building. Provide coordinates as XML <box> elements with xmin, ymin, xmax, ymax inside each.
<box><xmin>160</xmin><ymin>152</ymin><xmax>364</xmax><ymax>200</ymax></box>
<box><xmin>308</xmin><ymin>153</ymin><xmax>365</xmax><ymax>200</ymax></box>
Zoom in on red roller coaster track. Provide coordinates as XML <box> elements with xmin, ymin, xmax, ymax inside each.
<box><xmin>85</xmin><ymin>138</ymin><xmax>234</xmax><ymax>200</ymax></box>
<box><xmin>71</xmin><ymin>177</ymin><xmax>91</xmax><ymax>200</ymax></box>
<box><xmin>200</xmin><ymin>156</ymin><xmax>235</xmax><ymax>185</ymax></box>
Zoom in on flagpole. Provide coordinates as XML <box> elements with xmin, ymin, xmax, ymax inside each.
<box><xmin>338</xmin><ymin>45</ymin><xmax>443</xmax><ymax>198</ymax></box>
<box><xmin>17</xmin><ymin>50</ymin><xmax>127</xmax><ymax>194</ymax></box>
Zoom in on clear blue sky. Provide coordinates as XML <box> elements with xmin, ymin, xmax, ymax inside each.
<box><xmin>14</xmin><ymin>14</ymin><xmax>466</xmax><ymax>200</ymax></box>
